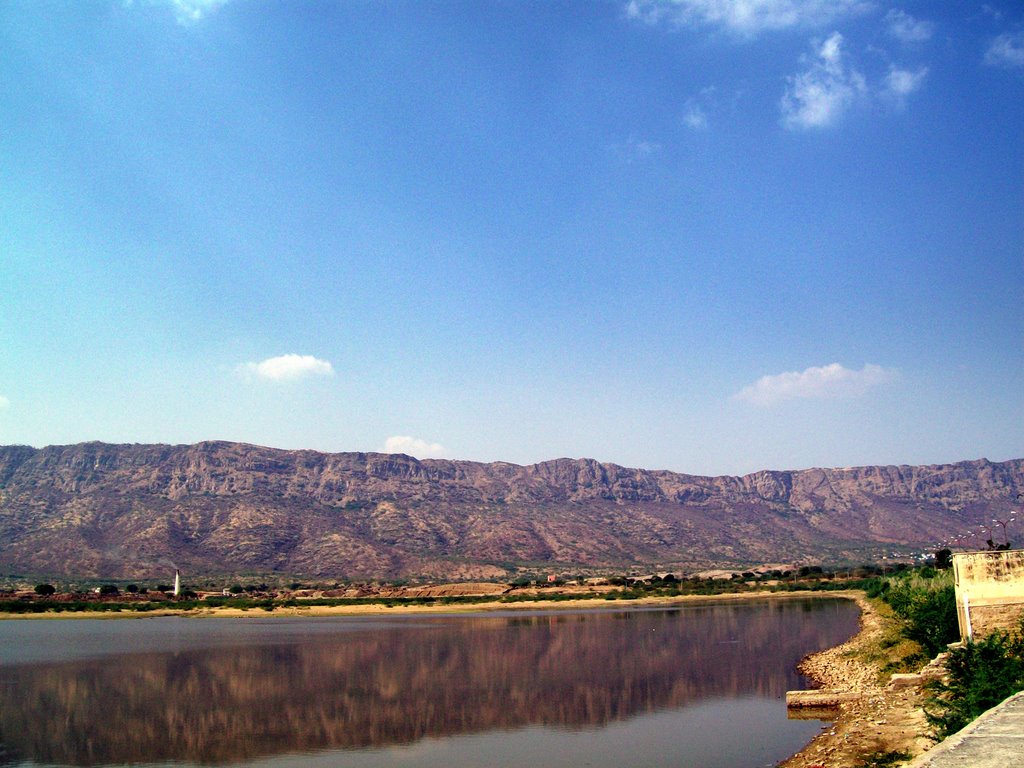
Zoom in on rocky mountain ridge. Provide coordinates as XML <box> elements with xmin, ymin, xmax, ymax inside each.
<box><xmin>0</xmin><ymin>441</ymin><xmax>1020</xmax><ymax>579</ymax></box>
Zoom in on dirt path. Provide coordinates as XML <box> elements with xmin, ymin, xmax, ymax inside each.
<box><xmin>781</xmin><ymin>593</ymin><xmax>936</xmax><ymax>768</ymax></box>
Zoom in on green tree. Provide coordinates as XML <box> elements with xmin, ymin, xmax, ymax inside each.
<box><xmin>34</xmin><ymin>583</ymin><xmax>56</xmax><ymax>596</ymax></box>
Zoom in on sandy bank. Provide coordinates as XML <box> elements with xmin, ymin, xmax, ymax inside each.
<box><xmin>0</xmin><ymin>588</ymin><xmax>857</xmax><ymax>620</ymax></box>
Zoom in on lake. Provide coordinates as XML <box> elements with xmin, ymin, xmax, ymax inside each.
<box><xmin>0</xmin><ymin>598</ymin><xmax>859</xmax><ymax>768</ymax></box>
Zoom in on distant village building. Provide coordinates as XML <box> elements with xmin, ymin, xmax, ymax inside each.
<box><xmin>952</xmin><ymin>550</ymin><xmax>1024</xmax><ymax>641</ymax></box>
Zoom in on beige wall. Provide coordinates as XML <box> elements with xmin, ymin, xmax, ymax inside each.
<box><xmin>953</xmin><ymin>550</ymin><xmax>1024</xmax><ymax>641</ymax></box>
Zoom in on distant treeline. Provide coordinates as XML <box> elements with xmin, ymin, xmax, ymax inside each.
<box><xmin>0</xmin><ymin>574</ymin><xmax>890</xmax><ymax>614</ymax></box>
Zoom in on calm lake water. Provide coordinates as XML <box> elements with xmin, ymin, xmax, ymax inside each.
<box><xmin>0</xmin><ymin>599</ymin><xmax>858</xmax><ymax>768</ymax></box>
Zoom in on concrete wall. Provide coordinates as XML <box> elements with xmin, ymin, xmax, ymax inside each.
<box><xmin>953</xmin><ymin>550</ymin><xmax>1024</xmax><ymax>641</ymax></box>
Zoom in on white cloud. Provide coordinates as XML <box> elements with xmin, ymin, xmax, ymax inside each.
<box><xmin>884</xmin><ymin>65</ymin><xmax>928</xmax><ymax>98</ymax></box>
<box><xmin>985</xmin><ymin>31</ymin><xmax>1024</xmax><ymax>69</ymax></box>
<box><xmin>781</xmin><ymin>32</ymin><xmax>866</xmax><ymax>129</ymax></box>
<box><xmin>239</xmin><ymin>354</ymin><xmax>335</xmax><ymax>382</ymax></box>
<box><xmin>683</xmin><ymin>101</ymin><xmax>709</xmax><ymax>129</ymax></box>
<box><xmin>383</xmin><ymin>435</ymin><xmax>448</xmax><ymax>459</ymax></box>
<box><xmin>885</xmin><ymin>9</ymin><xmax>934</xmax><ymax>44</ymax></box>
<box><xmin>624</xmin><ymin>0</ymin><xmax>870</xmax><ymax>36</ymax></box>
<box><xmin>733</xmin><ymin>363</ymin><xmax>897</xmax><ymax>406</ymax></box>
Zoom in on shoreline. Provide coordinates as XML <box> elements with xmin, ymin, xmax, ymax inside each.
<box><xmin>0</xmin><ymin>587</ymin><xmax>858</xmax><ymax>620</ymax></box>
<box><xmin>781</xmin><ymin>592</ymin><xmax>934</xmax><ymax>768</ymax></box>
<box><xmin>1</xmin><ymin>589</ymin><xmax>923</xmax><ymax>766</ymax></box>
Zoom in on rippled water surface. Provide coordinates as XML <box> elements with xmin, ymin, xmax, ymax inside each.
<box><xmin>0</xmin><ymin>599</ymin><xmax>859</xmax><ymax>768</ymax></box>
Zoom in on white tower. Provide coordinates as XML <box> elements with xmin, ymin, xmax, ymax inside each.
<box><xmin>173</xmin><ymin>569</ymin><xmax>181</xmax><ymax>597</ymax></box>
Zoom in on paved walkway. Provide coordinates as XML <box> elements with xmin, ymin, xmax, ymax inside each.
<box><xmin>906</xmin><ymin>691</ymin><xmax>1024</xmax><ymax>767</ymax></box>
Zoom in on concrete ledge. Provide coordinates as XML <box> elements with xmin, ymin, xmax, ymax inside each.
<box><xmin>786</xmin><ymin>689</ymin><xmax>859</xmax><ymax>708</ymax></box>
<box><xmin>889</xmin><ymin>653</ymin><xmax>948</xmax><ymax>689</ymax></box>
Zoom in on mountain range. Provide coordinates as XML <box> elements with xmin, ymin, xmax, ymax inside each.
<box><xmin>0</xmin><ymin>441</ymin><xmax>1020</xmax><ymax>580</ymax></box>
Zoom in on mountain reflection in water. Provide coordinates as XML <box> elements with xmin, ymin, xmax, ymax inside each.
<box><xmin>0</xmin><ymin>600</ymin><xmax>858</xmax><ymax>767</ymax></box>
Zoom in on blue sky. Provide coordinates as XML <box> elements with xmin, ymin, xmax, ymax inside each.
<box><xmin>1</xmin><ymin>0</ymin><xmax>1021</xmax><ymax>475</ymax></box>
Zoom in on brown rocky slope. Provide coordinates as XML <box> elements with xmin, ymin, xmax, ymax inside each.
<box><xmin>0</xmin><ymin>442</ymin><xmax>1020</xmax><ymax>579</ymax></box>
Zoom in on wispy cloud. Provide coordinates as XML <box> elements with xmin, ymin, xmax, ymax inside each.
<box><xmin>239</xmin><ymin>354</ymin><xmax>335</xmax><ymax>382</ymax></box>
<box><xmin>885</xmin><ymin>9</ymin><xmax>934</xmax><ymax>44</ymax></box>
<box><xmin>609</xmin><ymin>136</ymin><xmax>663</xmax><ymax>162</ymax></box>
<box><xmin>733</xmin><ymin>363</ymin><xmax>897</xmax><ymax>406</ymax></box>
<box><xmin>884</xmin><ymin>65</ymin><xmax>928</xmax><ymax>99</ymax></box>
<box><xmin>0</xmin><ymin>395</ymin><xmax>9</xmax><ymax>409</ymax></box>
<box><xmin>383</xmin><ymin>435</ymin><xmax>448</xmax><ymax>459</ymax></box>
<box><xmin>127</xmin><ymin>0</ymin><xmax>230</xmax><ymax>24</ymax></box>
<box><xmin>683</xmin><ymin>100</ymin><xmax>709</xmax><ymax>129</ymax></box>
<box><xmin>780</xmin><ymin>32</ymin><xmax>866</xmax><ymax>129</ymax></box>
<box><xmin>981</xmin><ymin>5</ymin><xmax>1004</xmax><ymax>23</ymax></box>
<box><xmin>624</xmin><ymin>0</ymin><xmax>870</xmax><ymax>36</ymax></box>
<box><xmin>985</xmin><ymin>31</ymin><xmax>1024</xmax><ymax>69</ymax></box>
<box><xmin>172</xmin><ymin>0</ymin><xmax>230</xmax><ymax>23</ymax></box>
<box><xmin>682</xmin><ymin>85</ymin><xmax>719</xmax><ymax>129</ymax></box>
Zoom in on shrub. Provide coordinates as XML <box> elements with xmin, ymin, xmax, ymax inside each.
<box><xmin>902</xmin><ymin>585</ymin><xmax>959</xmax><ymax>656</ymax></box>
<box><xmin>34</xmin><ymin>584</ymin><xmax>56</xmax><ymax>596</ymax></box>
<box><xmin>926</xmin><ymin>623</ymin><xmax>1024</xmax><ymax>739</ymax></box>
<box><xmin>865</xmin><ymin>578</ymin><xmax>889</xmax><ymax>599</ymax></box>
<box><xmin>884</xmin><ymin>576</ymin><xmax>959</xmax><ymax>656</ymax></box>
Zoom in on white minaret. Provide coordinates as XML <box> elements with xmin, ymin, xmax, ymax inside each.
<box><xmin>173</xmin><ymin>569</ymin><xmax>181</xmax><ymax>597</ymax></box>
